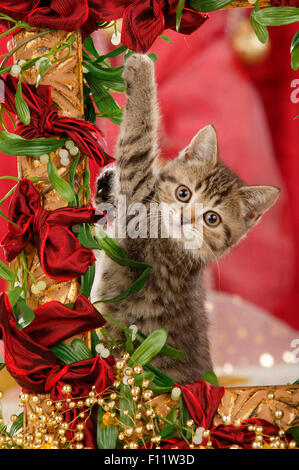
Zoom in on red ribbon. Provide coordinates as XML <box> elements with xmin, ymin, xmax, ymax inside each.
<box><xmin>0</xmin><ymin>292</ymin><xmax>115</xmax><ymax>448</ymax></box>
<box><xmin>0</xmin><ymin>1</ymin><xmax>208</xmax><ymax>52</ymax></box>
<box><xmin>120</xmin><ymin>0</ymin><xmax>208</xmax><ymax>53</ymax></box>
<box><xmin>172</xmin><ymin>380</ymin><xmax>281</xmax><ymax>448</ymax></box>
<box><xmin>1</xmin><ymin>178</ymin><xmax>103</xmax><ymax>280</ymax></box>
<box><xmin>1</xmin><ymin>76</ymin><xmax>113</xmax><ymax>167</ymax></box>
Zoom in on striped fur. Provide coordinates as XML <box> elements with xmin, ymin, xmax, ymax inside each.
<box><xmin>91</xmin><ymin>54</ymin><xmax>280</xmax><ymax>383</ymax></box>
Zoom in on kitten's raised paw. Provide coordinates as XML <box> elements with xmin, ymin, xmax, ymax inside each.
<box><xmin>123</xmin><ymin>53</ymin><xmax>154</xmax><ymax>87</ymax></box>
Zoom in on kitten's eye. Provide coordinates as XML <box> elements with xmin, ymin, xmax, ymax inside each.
<box><xmin>203</xmin><ymin>211</ymin><xmax>221</xmax><ymax>227</ymax></box>
<box><xmin>175</xmin><ymin>185</ymin><xmax>192</xmax><ymax>203</ymax></box>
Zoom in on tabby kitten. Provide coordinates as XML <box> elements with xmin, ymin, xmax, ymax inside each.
<box><xmin>92</xmin><ymin>54</ymin><xmax>279</xmax><ymax>384</ymax></box>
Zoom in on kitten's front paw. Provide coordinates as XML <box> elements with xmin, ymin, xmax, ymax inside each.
<box><xmin>123</xmin><ymin>53</ymin><xmax>154</xmax><ymax>88</ymax></box>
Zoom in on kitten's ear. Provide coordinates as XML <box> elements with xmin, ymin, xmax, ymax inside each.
<box><xmin>183</xmin><ymin>124</ymin><xmax>218</xmax><ymax>165</ymax></box>
<box><xmin>239</xmin><ymin>185</ymin><xmax>280</xmax><ymax>229</ymax></box>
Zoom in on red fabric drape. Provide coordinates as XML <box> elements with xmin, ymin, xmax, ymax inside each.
<box><xmin>1</xmin><ymin>178</ymin><xmax>103</xmax><ymax>280</ymax></box>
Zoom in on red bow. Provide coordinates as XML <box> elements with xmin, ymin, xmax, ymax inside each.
<box><xmin>0</xmin><ymin>292</ymin><xmax>114</xmax><ymax>448</ymax></box>
<box><xmin>1</xmin><ymin>178</ymin><xmax>102</xmax><ymax>280</ymax></box>
<box><xmin>118</xmin><ymin>0</ymin><xmax>208</xmax><ymax>53</ymax></box>
<box><xmin>175</xmin><ymin>380</ymin><xmax>280</xmax><ymax>448</ymax></box>
<box><xmin>2</xmin><ymin>76</ymin><xmax>113</xmax><ymax>167</ymax></box>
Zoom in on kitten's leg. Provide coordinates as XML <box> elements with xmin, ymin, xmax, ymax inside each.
<box><xmin>117</xmin><ymin>54</ymin><xmax>159</xmax><ymax>204</ymax></box>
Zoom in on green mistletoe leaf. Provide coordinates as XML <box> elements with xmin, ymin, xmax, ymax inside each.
<box><xmin>15</xmin><ymin>79</ymin><xmax>30</xmax><ymax>125</ymax></box>
<box><xmin>176</xmin><ymin>0</ymin><xmax>185</xmax><ymax>32</ymax></box>
<box><xmin>291</xmin><ymin>31</ymin><xmax>299</xmax><ymax>70</ymax></box>
<box><xmin>0</xmin><ymin>261</ymin><xmax>16</xmax><ymax>282</ymax></box>
<box><xmin>47</xmin><ymin>155</ymin><xmax>75</xmax><ymax>203</ymax></box>
<box><xmin>0</xmin><ymin>135</ymin><xmax>67</xmax><ymax>156</ymax></box>
<box><xmin>14</xmin><ymin>298</ymin><xmax>35</xmax><ymax>329</ymax></box>
<box><xmin>190</xmin><ymin>0</ymin><xmax>233</xmax><ymax>12</ymax></box>
<box><xmin>253</xmin><ymin>6</ymin><xmax>299</xmax><ymax>26</ymax></box>
<box><xmin>286</xmin><ymin>425</ymin><xmax>299</xmax><ymax>444</ymax></box>
<box><xmin>250</xmin><ymin>2</ymin><xmax>269</xmax><ymax>44</ymax></box>
<box><xmin>128</xmin><ymin>328</ymin><xmax>167</xmax><ymax>367</ymax></box>
<box><xmin>97</xmin><ymin>406</ymin><xmax>118</xmax><ymax>449</ymax></box>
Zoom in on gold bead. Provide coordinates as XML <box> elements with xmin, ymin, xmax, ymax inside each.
<box><xmin>275</xmin><ymin>410</ymin><xmax>283</xmax><ymax>419</ymax></box>
<box><xmin>131</xmin><ymin>386</ymin><xmax>140</xmax><ymax>397</ymax></box>
<box><xmin>248</xmin><ymin>425</ymin><xmax>254</xmax><ymax>432</ymax></box>
<box><xmin>127</xmin><ymin>377</ymin><xmax>135</xmax><ymax>386</ymax></box>
<box><xmin>61</xmin><ymin>422</ymin><xmax>69</xmax><ymax>431</ymax></box>
<box><xmin>202</xmin><ymin>430</ymin><xmax>210</xmax><ymax>439</ymax></box>
<box><xmin>32</xmin><ymin>395</ymin><xmax>39</xmax><ymax>403</ymax></box>
<box><xmin>279</xmin><ymin>442</ymin><xmax>286</xmax><ymax>449</ymax></box>
<box><xmin>137</xmin><ymin>403</ymin><xmax>143</xmax><ymax>410</ymax></box>
<box><xmin>278</xmin><ymin>430</ymin><xmax>285</xmax><ymax>437</ymax></box>
<box><xmin>74</xmin><ymin>432</ymin><xmax>84</xmax><ymax>441</ymax></box>
<box><xmin>124</xmin><ymin>368</ymin><xmax>133</xmax><ymax>377</ymax></box>
<box><xmin>77</xmin><ymin>400</ymin><xmax>84</xmax><ymax>408</ymax></box>
<box><xmin>267</xmin><ymin>392</ymin><xmax>275</xmax><ymax>400</ymax></box>
<box><xmin>129</xmin><ymin>442</ymin><xmax>138</xmax><ymax>449</ymax></box>
<box><xmin>76</xmin><ymin>443</ymin><xmax>84</xmax><ymax>449</ymax></box>
<box><xmin>76</xmin><ymin>423</ymin><xmax>84</xmax><ymax>431</ymax></box>
<box><xmin>186</xmin><ymin>419</ymin><xmax>194</xmax><ymax>428</ymax></box>
<box><xmin>146</xmin><ymin>423</ymin><xmax>154</xmax><ymax>431</ymax></box>
<box><xmin>142</xmin><ymin>380</ymin><xmax>150</xmax><ymax>388</ymax></box>
<box><xmin>44</xmin><ymin>434</ymin><xmax>54</xmax><ymax>444</ymax></box>
<box><xmin>68</xmin><ymin>401</ymin><xmax>76</xmax><ymax>409</ymax></box>
<box><xmin>118</xmin><ymin>432</ymin><xmax>125</xmax><ymax>441</ymax></box>
<box><xmin>85</xmin><ymin>398</ymin><xmax>93</xmax><ymax>407</ymax></box>
<box><xmin>62</xmin><ymin>384</ymin><xmax>72</xmax><ymax>395</ymax></box>
<box><xmin>151</xmin><ymin>436</ymin><xmax>161</xmax><ymax>444</ymax></box>
<box><xmin>122</xmin><ymin>353</ymin><xmax>130</xmax><ymax>361</ymax></box>
<box><xmin>10</xmin><ymin>414</ymin><xmax>18</xmax><ymax>422</ymax></box>
<box><xmin>58</xmin><ymin>429</ymin><xmax>65</xmax><ymax>436</ymax></box>
<box><xmin>88</xmin><ymin>391</ymin><xmax>96</xmax><ymax>398</ymax></box>
<box><xmin>132</xmin><ymin>365</ymin><xmax>143</xmax><ymax>375</ymax></box>
<box><xmin>143</xmin><ymin>390</ymin><xmax>153</xmax><ymax>401</ymax></box>
<box><xmin>79</xmin><ymin>412</ymin><xmax>85</xmax><ymax>419</ymax></box>
<box><xmin>115</xmin><ymin>360</ymin><xmax>125</xmax><ymax>370</ymax></box>
<box><xmin>19</xmin><ymin>393</ymin><xmax>29</xmax><ymax>403</ymax></box>
<box><xmin>233</xmin><ymin>419</ymin><xmax>241</xmax><ymax>427</ymax></box>
<box><xmin>35</xmin><ymin>406</ymin><xmax>43</xmax><ymax>415</ymax></box>
<box><xmin>256</xmin><ymin>426</ymin><xmax>263</xmax><ymax>434</ymax></box>
<box><xmin>60</xmin><ymin>437</ymin><xmax>67</xmax><ymax>444</ymax></box>
<box><xmin>206</xmin><ymin>441</ymin><xmax>213</xmax><ymax>448</ymax></box>
<box><xmin>222</xmin><ymin>415</ymin><xmax>232</xmax><ymax>425</ymax></box>
<box><xmin>55</xmin><ymin>401</ymin><xmax>63</xmax><ymax>410</ymax></box>
<box><xmin>45</xmin><ymin>399</ymin><xmax>53</xmax><ymax>407</ymax></box>
<box><xmin>135</xmin><ymin>412</ymin><xmax>142</xmax><ymax>420</ymax></box>
<box><xmin>28</xmin><ymin>413</ymin><xmax>37</xmax><ymax>422</ymax></box>
<box><xmin>289</xmin><ymin>440</ymin><xmax>296</xmax><ymax>448</ymax></box>
<box><xmin>124</xmin><ymin>426</ymin><xmax>133</xmax><ymax>437</ymax></box>
<box><xmin>108</xmin><ymin>400</ymin><xmax>115</xmax><ymax>409</ymax></box>
<box><xmin>135</xmin><ymin>425</ymin><xmax>144</xmax><ymax>435</ymax></box>
<box><xmin>113</xmin><ymin>381</ymin><xmax>120</xmax><ymax>389</ymax></box>
<box><xmin>255</xmin><ymin>435</ymin><xmax>263</xmax><ymax>442</ymax></box>
<box><xmin>110</xmin><ymin>393</ymin><xmax>117</xmax><ymax>400</ymax></box>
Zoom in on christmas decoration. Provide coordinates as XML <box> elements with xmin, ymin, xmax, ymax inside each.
<box><xmin>0</xmin><ymin>0</ymin><xmax>298</xmax><ymax>451</ymax></box>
